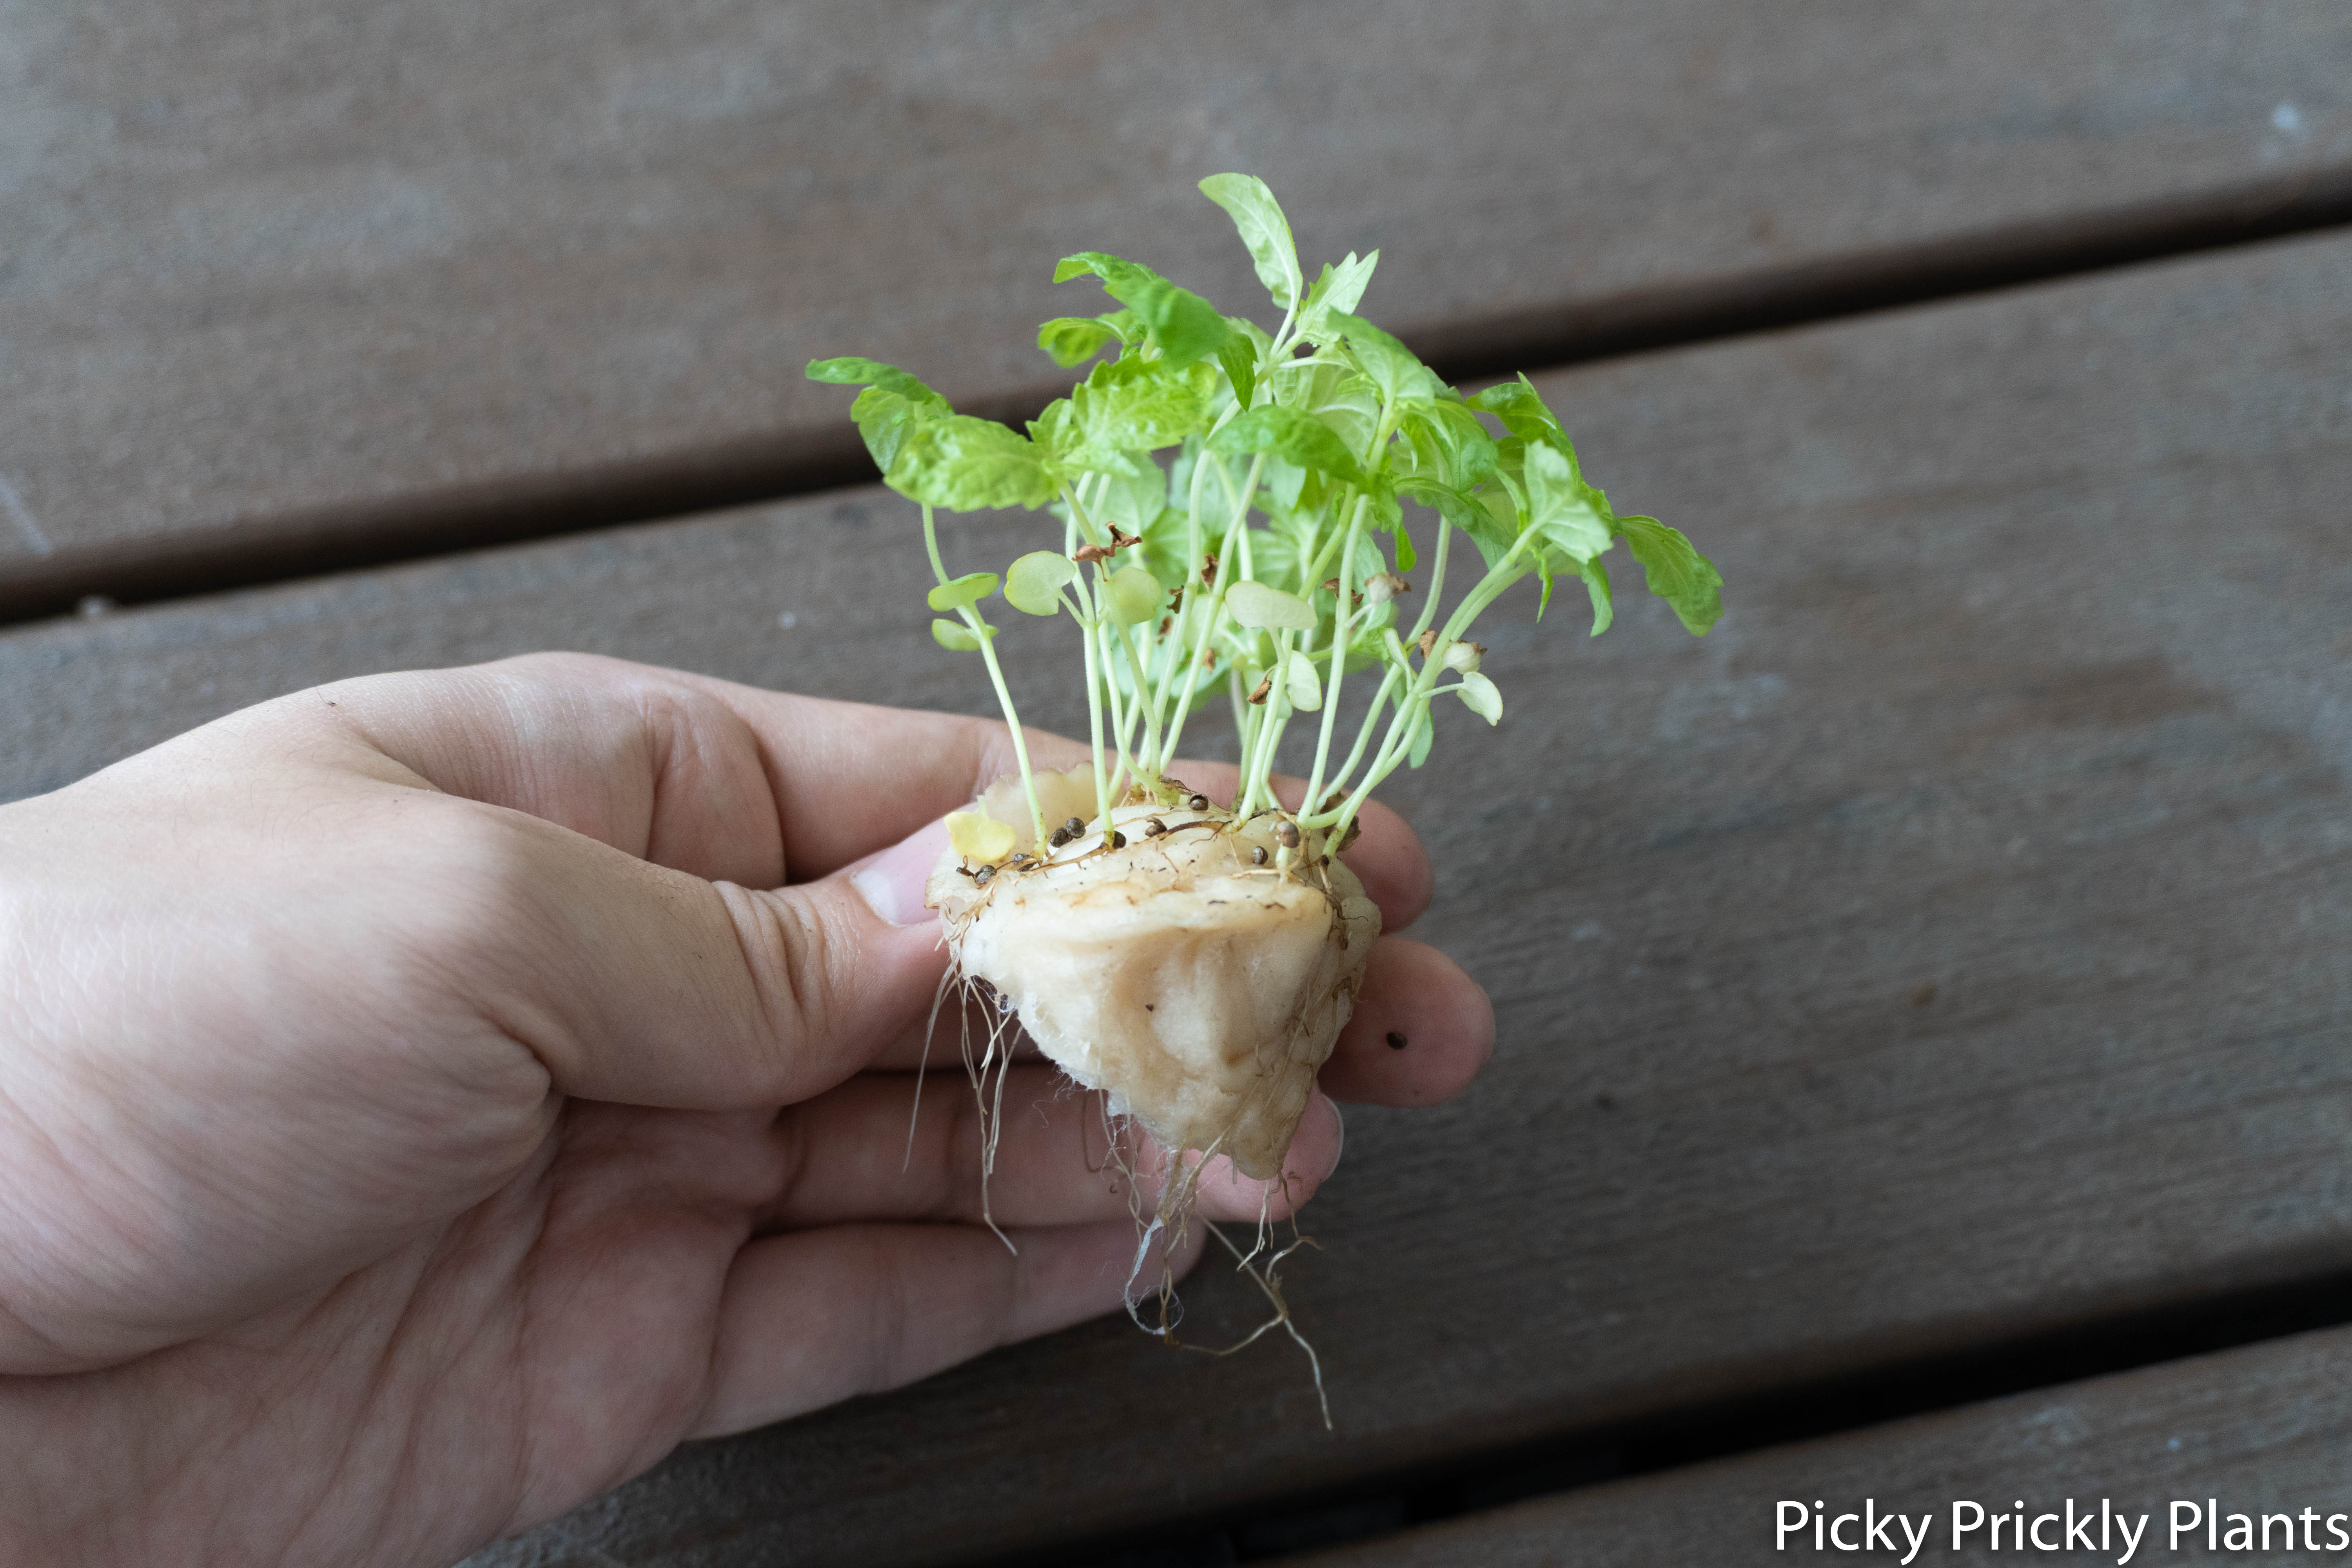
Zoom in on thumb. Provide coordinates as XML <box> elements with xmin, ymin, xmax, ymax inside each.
<box><xmin>468</xmin><ymin>808</ymin><xmax>953</xmax><ymax>1108</ymax></box>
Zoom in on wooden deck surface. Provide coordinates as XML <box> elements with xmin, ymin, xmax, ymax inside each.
<box><xmin>5</xmin><ymin>2</ymin><xmax>2352</xmax><ymax>616</ymax></box>
<box><xmin>7</xmin><ymin>216</ymin><xmax>2347</xmax><ymax>1563</ymax></box>
<box><xmin>1292</xmin><ymin>1325</ymin><xmax>2352</xmax><ymax>1566</ymax></box>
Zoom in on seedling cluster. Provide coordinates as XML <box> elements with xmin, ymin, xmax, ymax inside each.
<box><xmin>808</xmin><ymin>176</ymin><xmax>1721</xmax><ymax>1409</ymax></box>
<box><xmin>810</xmin><ymin>174</ymin><xmax>1721</xmax><ymax>870</ymax></box>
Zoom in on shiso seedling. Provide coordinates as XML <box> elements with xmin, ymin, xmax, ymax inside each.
<box><xmin>807</xmin><ymin>175</ymin><xmax>1722</xmax><ymax>1411</ymax></box>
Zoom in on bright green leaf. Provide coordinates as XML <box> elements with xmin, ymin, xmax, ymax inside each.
<box><xmin>1104</xmin><ymin>565</ymin><xmax>1164</xmax><ymax>626</ymax></box>
<box><xmin>1208</xmin><ymin>404</ymin><xmax>1368</xmax><ymax>487</ymax></box>
<box><xmin>1618</xmin><ymin>514</ymin><xmax>1725</xmax><ymax>635</ymax></box>
<box><xmin>1297</xmin><ymin>251</ymin><xmax>1378</xmax><ymax>340</ymax></box>
<box><xmin>1580</xmin><ymin>554</ymin><xmax>1615</xmax><ymax>637</ymax></box>
<box><xmin>1198</xmin><ymin>173</ymin><xmax>1302</xmax><ymax>310</ymax></box>
<box><xmin>926</xmin><ymin>571</ymin><xmax>998</xmax><ymax>612</ymax></box>
<box><xmin>1523</xmin><ymin>443</ymin><xmax>1611</xmax><ymax>563</ymax></box>
<box><xmin>1326</xmin><ymin>312</ymin><xmax>1441</xmax><ymax>403</ymax></box>
<box><xmin>806</xmin><ymin>358</ymin><xmax>951</xmax><ymax>410</ymax></box>
<box><xmin>931</xmin><ymin>618</ymin><xmax>987</xmax><ymax>652</ymax></box>
<box><xmin>1469</xmin><ymin>375</ymin><xmax>1563</xmax><ymax>442</ymax></box>
<box><xmin>1224</xmin><ymin>579</ymin><xmax>1318</xmax><ymax>631</ymax></box>
<box><xmin>1455</xmin><ymin>670</ymin><xmax>1503</xmax><ymax>724</ymax></box>
<box><xmin>887</xmin><ymin>416</ymin><xmax>1057</xmax><ymax>511</ymax></box>
<box><xmin>1217</xmin><ymin>334</ymin><xmax>1258</xmax><ymax>413</ymax></box>
<box><xmin>1006</xmin><ymin>551</ymin><xmax>1077</xmax><ymax>615</ymax></box>
<box><xmin>1069</xmin><ymin>356</ymin><xmax>1214</xmax><ymax>458</ymax></box>
<box><xmin>1036</xmin><ymin>317</ymin><xmax>1120</xmax><ymax>367</ymax></box>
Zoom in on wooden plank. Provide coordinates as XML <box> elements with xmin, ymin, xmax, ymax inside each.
<box><xmin>6</xmin><ymin>231</ymin><xmax>2351</xmax><ymax>1566</ymax></box>
<box><xmin>1291</xmin><ymin>1325</ymin><xmax>2352</xmax><ymax>1566</ymax></box>
<box><xmin>5</xmin><ymin>2</ymin><xmax>2352</xmax><ymax>613</ymax></box>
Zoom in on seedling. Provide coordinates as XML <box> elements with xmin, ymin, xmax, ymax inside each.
<box><xmin>809</xmin><ymin>175</ymin><xmax>1721</xmax><ymax>1410</ymax></box>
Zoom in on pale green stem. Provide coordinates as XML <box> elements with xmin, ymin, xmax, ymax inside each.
<box><xmin>1319</xmin><ymin>530</ymin><xmax>1533</xmax><ymax>837</ymax></box>
<box><xmin>1302</xmin><ymin>497</ymin><xmax>1367</xmax><ymax>814</ymax></box>
<box><xmin>924</xmin><ymin>505</ymin><xmax>1044</xmax><ymax>848</ymax></box>
<box><xmin>1158</xmin><ymin>453</ymin><xmax>1265</xmax><ymax>769</ymax></box>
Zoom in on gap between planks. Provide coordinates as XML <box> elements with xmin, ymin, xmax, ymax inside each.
<box><xmin>10</xmin><ymin>162</ymin><xmax>2352</xmax><ymax>630</ymax></box>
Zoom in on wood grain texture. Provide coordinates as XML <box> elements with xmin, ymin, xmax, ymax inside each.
<box><xmin>5</xmin><ymin>1</ymin><xmax>2352</xmax><ymax>611</ymax></box>
<box><xmin>1294</xmin><ymin>1326</ymin><xmax>2352</xmax><ymax>1566</ymax></box>
<box><xmin>5</xmin><ymin>232</ymin><xmax>2351</xmax><ymax>1565</ymax></box>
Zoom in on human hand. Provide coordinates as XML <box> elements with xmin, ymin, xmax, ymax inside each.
<box><xmin>0</xmin><ymin>653</ymin><xmax>1492</xmax><ymax>1566</ymax></box>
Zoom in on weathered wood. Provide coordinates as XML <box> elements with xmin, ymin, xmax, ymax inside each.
<box><xmin>5</xmin><ymin>2</ymin><xmax>2352</xmax><ymax>613</ymax></box>
<box><xmin>1292</xmin><ymin>1325</ymin><xmax>2352</xmax><ymax>1566</ymax></box>
<box><xmin>6</xmin><ymin>232</ymin><xmax>2351</xmax><ymax>1566</ymax></box>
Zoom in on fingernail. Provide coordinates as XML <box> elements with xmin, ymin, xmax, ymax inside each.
<box><xmin>850</xmin><ymin>818</ymin><xmax>952</xmax><ymax>927</ymax></box>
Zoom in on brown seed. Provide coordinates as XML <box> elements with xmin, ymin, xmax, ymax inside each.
<box><xmin>1187</xmin><ymin>793</ymin><xmax>1209</xmax><ymax>811</ymax></box>
<box><xmin>1416</xmin><ymin>628</ymin><xmax>1440</xmax><ymax>659</ymax></box>
<box><xmin>1251</xmin><ymin>846</ymin><xmax>1269</xmax><ymax>866</ymax></box>
<box><xmin>1048</xmin><ymin>827</ymin><xmax>1071</xmax><ymax>848</ymax></box>
<box><xmin>973</xmin><ymin>864</ymin><xmax>995</xmax><ymax>885</ymax></box>
<box><xmin>1248</xmin><ymin>676</ymin><xmax>1272</xmax><ymax>705</ymax></box>
<box><xmin>1274</xmin><ymin>820</ymin><xmax>1301</xmax><ymax>849</ymax></box>
<box><xmin>1109</xmin><ymin>831</ymin><xmax>1127</xmax><ymax>849</ymax></box>
<box><xmin>1385</xmin><ymin>1031</ymin><xmax>1408</xmax><ymax>1051</ymax></box>
<box><xmin>1064</xmin><ymin>817</ymin><xmax>1085</xmax><ymax>838</ymax></box>
<box><xmin>1143</xmin><ymin>817</ymin><xmax>1167</xmax><ymax>837</ymax></box>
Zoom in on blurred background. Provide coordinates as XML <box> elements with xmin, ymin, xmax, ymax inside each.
<box><xmin>5</xmin><ymin>4</ymin><xmax>2351</xmax><ymax>1564</ymax></box>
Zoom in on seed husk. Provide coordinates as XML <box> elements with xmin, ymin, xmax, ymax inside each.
<box><xmin>1187</xmin><ymin>793</ymin><xmax>1209</xmax><ymax>811</ymax></box>
<box><xmin>1251</xmin><ymin>845</ymin><xmax>1269</xmax><ymax>866</ymax></box>
<box><xmin>1109</xmin><ymin>830</ymin><xmax>1127</xmax><ymax>849</ymax></box>
<box><xmin>1385</xmin><ymin>1031</ymin><xmax>1408</xmax><ymax>1050</ymax></box>
<box><xmin>1143</xmin><ymin>816</ymin><xmax>1167</xmax><ymax>837</ymax></box>
<box><xmin>974</xmin><ymin>864</ymin><xmax>996</xmax><ymax>886</ymax></box>
<box><xmin>1274</xmin><ymin>820</ymin><xmax>1301</xmax><ymax>850</ymax></box>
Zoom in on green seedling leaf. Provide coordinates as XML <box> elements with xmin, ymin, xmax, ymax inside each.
<box><xmin>1580</xmin><ymin>554</ymin><xmax>1615</xmax><ymax>637</ymax></box>
<box><xmin>816</xmin><ymin>356</ymin><xmax>957</xmax><ymax>474</ymax></box>
<box><xmin>1005</xmin><ymin>550</ymin><xmax>1077</xmax><ymax>615</ymax></box>
<box><xmin>1036</xmin><ymin>317</ymin><xmax>1121</xmax><ymax>367</ymax></box>
<box><xmin>927</xmin><ymin>571</ymin><xmax>998</xmax><ymax>612</ymax></box>
<box><xmin>1217</xmin><ymin>333</ymin><xmax>1259</xmax><ymax>413</ymax></box>
<box><xmin>1120</xmin><ymin>277</ymin><xmax>1232</xmax><ymax>366</ymax></box>
<box><xmin>1470</xmin><ymin>374</ymin><xmax>1565</xmax><ymax>443</ymax></box>
<box><xmin>1069</xmin><ymin>356</ymin><xmax>1214</xmax><ymax>458</ymax></box>
<box><xmin>1272</xmin><ymin>359</ymin><xmax>1383</xmax><ymax>456</ymax></box>
<box><xmin>1618</xmin><ymin>514</ymin><xmax>1725</xmax><ymax>634</ymax></box>
<box><xmin>946</xmin><ymin>810</ymin><xmax>1016</xmax><ymax>863</ymax></box>
<box><xmin>1056</xmin><ymin>252</ymin><xmax>1232</xmax><ymax>367</ymax></box>
<box><xmin>889</xmin><ymin>416</ymin><xmax>1056</xmax><ymax>511</ymax></box>
<box><xmin>806</xmin><ymin>358</ymin><xmax>951</xmax><ymax>409</ymax></box>
<box><xmin>931</xmin><ymin>618</ymin><xmax>989</xmax><ymax>652</ymax></box>
<box><xmin>1104</xmin><ymin>564</ymin><xmax>1164</xmax><ymax>626</ymax></box>
<box><xmin>1523</xmin><ymin>443</ymin><xmax>1611</xmax><ymax>563</ymax></box>
<box><xmin>1327</xmin><ymin>311</ymin><xmax>1441</xmax><ymax>404</ymax></box>
<box><xmin>1225</xmin><ymin>579</ymin><xmax>1318</xmax><ymax>631</ymax></box>
<box><xmin>1297</xmin><ymin>251</ymin><xmax>1378</xmax><ymax>340</ymax></box>
<box><xmin>1054</xmin><ymin>250</ymin><xmax>1156</xmax><ymax>289</ymax></box>
<box><xmin>1198</xmin><ymin>173</ymin><xmax>1302</xmax><ymax>310</ymax></box>
<box><xmin>1281</xmin><ymin>648</ymin><xmax>1324</xmax><ymax>711</ymax></box>
<box><xmin>1455</xmin><ymin>670</ymin><xmax>1503</xmax><ymax>724</ymax></box>
<box><xmin>1209</xmin><ymin>404</ymin><xmax>1368</xmax><ymax>487</ymax></box>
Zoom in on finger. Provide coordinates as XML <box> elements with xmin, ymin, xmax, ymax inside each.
<box><xmin>759</xmin><ymin>1071</ymin><xmax>1343</xmax><ymax>1229</ymax></box>
<box><xmin>1316</xmin><ymin>937</ymin><xmax>1496</xmax><ymax>1106</ymax></box>
<box><xmin>249</xmin><ymin>651</ymin><xmax>1085</xmax><ymax>886</ymax></box>
<box><xmin>688</xmin><ymin>1217</ymin><xmax>1205</xmax><ymax>1439</ymax></box>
